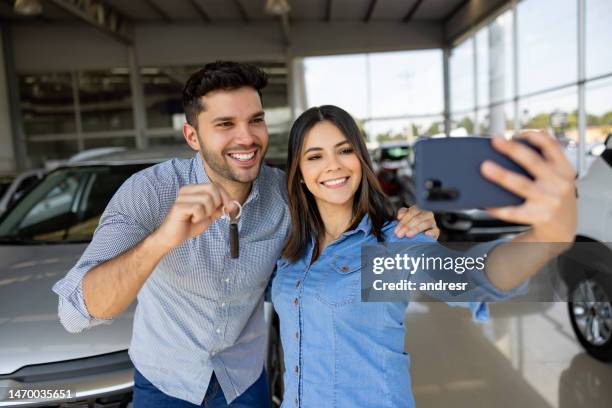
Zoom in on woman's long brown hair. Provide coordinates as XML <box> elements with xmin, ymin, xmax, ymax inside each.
<box><xmin>282</xmin><ymin>105</ymin><xmax>395</xmax><ymax>262</ymax></box>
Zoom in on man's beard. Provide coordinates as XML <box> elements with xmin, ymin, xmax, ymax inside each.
<box><xmin>199</xmin><ymin>139</ymin><xmax>266</xmax><ymax>184</ymax></box>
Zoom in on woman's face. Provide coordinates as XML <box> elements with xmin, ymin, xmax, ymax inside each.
<box><xmin>299</xmin><ymin>121</ymin><xmax>362</xmax><ymax>209</ymax></box>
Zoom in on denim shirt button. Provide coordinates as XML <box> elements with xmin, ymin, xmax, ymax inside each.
<box><xmin>294</xmin><ymin>365</ymin><xmax>299</xmax><ymax>373</ymax></box>
<box><xmin>341</xmin><ymin>265</ymin><xmax>349</xmax><ymax>272</ymax></box>
<box><xmin>295</xmin><ymin>331</ymin><xmax>299</xmax><ymax>339</ymax></box>
<box><xmin>294</xmin><ymin>398</ymin><xmax>298</xmax><ymax>405</ymax></box>
<box><xmin>293</xmin><ymin>298</ymin><xmax>299</xmax><ymax>305</ymax></box>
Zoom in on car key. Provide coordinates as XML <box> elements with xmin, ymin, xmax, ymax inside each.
<box><xmin>223</xmin><ymin>200</ymin><xmax>242</xmax><ymax>259</ymax></box>
<box><xmin>229</xmin><ymin>220</ymin><xmax>239</xmax><ymax>258</ymax></box>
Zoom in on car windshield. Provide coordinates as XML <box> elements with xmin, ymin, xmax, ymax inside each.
<box><xmin>0</xmin><ymin>164</ymin><xmax>149</xmax><ymax>244</ymax></box>
<box><xmin>380</xmin><ymin>146</ymin><xmax>411</xmax><ymax>161</ymax></box>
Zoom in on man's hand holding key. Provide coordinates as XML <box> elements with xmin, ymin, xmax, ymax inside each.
<box><xmin>153</xmin><ymin>184</ymin><xmax>238</xmax><ymax>252</ymax></box>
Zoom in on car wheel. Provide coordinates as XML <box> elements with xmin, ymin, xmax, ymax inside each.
<box><xmin>568</xmin><ymin>277</ymin><xmax>612</xmax><ymax>362</ymax></box>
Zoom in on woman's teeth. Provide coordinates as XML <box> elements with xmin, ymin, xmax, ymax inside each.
<box><xmin>322</xmin><ymin>177</ymin><xmax>348</xmax><ymax>186</ymax></box>
<box><xmin>229</xmin><ymin>152</ymin><xmax>255</xmax><ymax>161</ymax></box>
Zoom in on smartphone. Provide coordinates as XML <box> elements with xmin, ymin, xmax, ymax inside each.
<box><xmin>413</xmin><ymin>137</ymin><xmax>538</xmax><ymax>211</ymax></box>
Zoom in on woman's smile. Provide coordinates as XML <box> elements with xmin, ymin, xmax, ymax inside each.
<box><xmin>320</xmin><ymin>176</ymin><xmax>350</xmax><ymax>188</ymax></box>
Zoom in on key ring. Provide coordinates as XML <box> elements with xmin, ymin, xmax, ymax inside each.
<box><xmin>222</xmin><ymin>200</ymin><xmax>242</xmax><ymax>221</ymax></box>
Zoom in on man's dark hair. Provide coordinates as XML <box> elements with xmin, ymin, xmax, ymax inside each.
<box><xmin>182</xmin><ymin>61</ymin><xmax>268</xmax><ymax>127</ymax></box>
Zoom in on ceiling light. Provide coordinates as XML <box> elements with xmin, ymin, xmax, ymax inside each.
<box><xmin>14</xmin><ymin>0</ymin><xmax>42</xmax><ymax>16</ymax></box>
<box><xmin>265</xmin><ymin>0</ymin><xmax>290</xmax><ymax>15</ymax></box>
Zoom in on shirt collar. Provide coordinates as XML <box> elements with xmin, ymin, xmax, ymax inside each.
<box><xmin>193</xmin><ymin>152</ymin><xmax>261</xmax><ymax>204</ymax></box>
<box><xmin>344</xmin><ymin>213</ymin><xmax>372</xmax><ymax>237</ymax></box>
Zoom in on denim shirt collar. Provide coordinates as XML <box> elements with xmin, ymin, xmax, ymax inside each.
<box><xmin>306</xmin><ymin>213</ymin><xmax>373</xmax><ymax>253</ymax></box>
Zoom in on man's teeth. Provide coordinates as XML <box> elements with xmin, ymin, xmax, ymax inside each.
<box><xmin>322</xmin><ymin>177</ymin><xmax>348</xmax><ymax>186</ymax></box>
<box><xmin>229</xmin><ymin>152</ymin><xmax>255</xmax><ymax>161</ymax></box>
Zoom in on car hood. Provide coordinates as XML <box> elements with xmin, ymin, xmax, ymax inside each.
<box><xmin>0</xmin><ymin>244</ymin><xmax>133</xmax><ymax>375</ymax></box>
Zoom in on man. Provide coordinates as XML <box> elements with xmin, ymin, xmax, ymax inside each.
<box><xmin>53</xmin><ymin>61</ymin><xmax>439</xmax><ymax>407</ymax></box>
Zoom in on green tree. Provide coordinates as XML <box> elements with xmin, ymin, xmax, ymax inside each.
<box><xmin>600</xmin><ymin>111</ymin><xmax>612</xmax><ymax>125</ymax></box>
<box><xmin>425</xmin><ymin>122</ymin><xmax>441</xmax><ymax>136</ymax></box>
<box><xmin>376</xmin><ymin>131</ymin><xmax>405</xmax><ymax>143</ymax></box>
<box><xmin>526</xmin><ymin>113</ymin><xmax>549</xmax><ymax>129</ymax></box>
<box><xmin>457</xmin><ymin>117</ymin><xmax>474</xmax><ymax>134</ymax></box>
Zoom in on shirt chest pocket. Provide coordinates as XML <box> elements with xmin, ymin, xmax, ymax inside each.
<box><xmin>315</xmin><ymin>255</ymin><xmax>361</xmax><ymax>308</ymax></box>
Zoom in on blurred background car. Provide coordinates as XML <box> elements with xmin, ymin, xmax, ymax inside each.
<box><xmin>0</xmin><ymin>169</ymin><xmax>45</xmax><ymax>216</ymax></box>
<box><xmin>371</xmin><ymin>141</ymin><xmax>415</xmax><ymax>208</ymax></box>
<box><xmin>558</xmin><ymin>133</ymin><xmax>612</xmax><ymax>362</ymax></box>
<box><xmin>0</xmin><ymin>147</ymin><xmax>284</xmax><ymax>407</ymax></box>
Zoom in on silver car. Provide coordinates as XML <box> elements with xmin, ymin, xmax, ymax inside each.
<box><xmin>0</xmin><ymin>147</ymin><xmax>283</xmax><ymax>407</ymax></box>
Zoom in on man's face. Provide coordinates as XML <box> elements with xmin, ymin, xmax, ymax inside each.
<box><xmin>192</xmin><ymin>86</ymin><xmax>268</xmax><ymax>184</ymax></box>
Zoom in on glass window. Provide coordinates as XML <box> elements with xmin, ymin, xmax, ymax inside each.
<box><xmin>26</xmin><ymin>140</ymin><xmax>79</xmax><ymax>165</ymax></box>
<box><xmin>518</xmin><ymin>0</ymin><xmax>577</xmax><ymax>95</ymax></box>
<box><xmin>304</xmin><ymin>54</ymin><xmax>369</xmax><ymax>119</ymax></box>
<box><xmin>586</xmin><ymin>77</ymin><xmax>612</xmax><ymax>148</ymax></box>
<box><xmin>364</xmin><ymin>116</ymin><xmax>445</xmax><ymax>142</ymax></box>
<box><xmin>369</xmin><ymin>50</ymin><xmax>444</xmax><ymax>117</ymax></box>
<box><xmin>586</xmin><ymin>0</ymin><xmax>612</xmax><ymax>79</ymax></box>
<box><xmin>78</xmin><ymin>70</ymin><xmax>134</xmax><ymax>132</ymax></box>
<box><xmin>519</xmin><ymin>86</ymin><xmax>578</xmax><ymax>167</ymax></box>
<box><xmin>475</xmin><ymin>108</ymin><xmax>489</xmax><ymax>135</ymax></box>
<box><xmin>450</xmin><ymin>39</ymin><xmax>475</xmax><ymax>113</ymax></box>
<box><xmin>450</xmin><ymin>112</ymin><xmax>475</xmax><ymax>136</ymax></box>
<box><xmin>490</xmin><ymin>10</ymin><xmax>514</xmax><ymax>105</ymax></box>
<box><xmin>83</xmin><ymin>136</ymin><xmax>136</xmax><ymax>150</ymax></box>
<box><xmin>483</xmin><ymin>103</ymin><xmax>515</xmax><ymax>137</ymax></box>
<box><xmin>142</xmin><ymin>67</ymin><xmax>185</xmax><ymax>129</ymax></box>
<box><xmin>19</xmin><ymin>73</ymin><xmax>76</xmax><ymax>135</ymax></box>
<box><xmin>476</xmin><ymin>29</ymin><xmax>489</xmax><ymax>109</ymax></box>
<box><xmin>259</xmin><ymin>63</ymin><xmax>291</xmax><ymax>156</ymax></box>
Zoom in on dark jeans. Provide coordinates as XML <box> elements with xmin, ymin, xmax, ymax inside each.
<box><xmin>133</xmin><ymin>368</ymin><xmax>270</xmax><ymax>408</ymax></box>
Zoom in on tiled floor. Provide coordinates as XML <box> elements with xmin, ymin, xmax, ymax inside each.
<box><xmin>404</xmin><ymin>301</ymin><xmax>612</xmax><ymax>408</ymax></box>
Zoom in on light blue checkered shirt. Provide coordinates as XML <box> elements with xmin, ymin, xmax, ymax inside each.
<box><xmin>52</xmin><ymin>153</ymin><xmax>290</xmax><ymax>405</ymax></box>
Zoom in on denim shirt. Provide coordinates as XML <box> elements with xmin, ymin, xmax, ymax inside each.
<box><xmin>271</xmin><ymin>215</ymin><xmax>528</xmax><ymax>408</ymax></box>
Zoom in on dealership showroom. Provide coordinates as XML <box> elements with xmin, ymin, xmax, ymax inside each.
<box><xmin>0</xmin><ymin>0</ymin><xmax>611</xmax><ymax>407</ymax></box>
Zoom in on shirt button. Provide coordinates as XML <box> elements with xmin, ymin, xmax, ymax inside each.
<box><xmin>341</xmin><ymin>265</ymin><xmax>349</xmax><ymax>272</ymax></box>
<box><xmin>294</xmin><ymin>365</ymin><xmax>299</xmax><ymax>373</ymax></box>
<box><xmin>216</xmin><ymin>328</ymin><xmax>221</xmax><ymax>334</ymax></box>
<box><xmin>294</xmin><ymin>398</ymin><xmax>298</xmax><ymax>406</ymax></box>
<box><xmin>221</xmin><ymin>302</ymin><xmax>226</xmax><ymax>307</ymax></box>
<box><xmin>293</xmin><ymin>298</ymin><xmax>299</xmax><ymax>305</ymax></box>
<box><xmin>295</xmin><ymin>331</ymin><xmax>299</xmax><ymax>339</ymax></box>
<box><xmin>225</xmin><ymin>278</ymin><xmax>230</xmax><ymax>283</ymax></box>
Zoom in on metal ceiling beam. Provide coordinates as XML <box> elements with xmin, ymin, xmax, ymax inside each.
<box><xmin>144</xmin><ymin>0</ymin><xmax>172</xmax><ymax>22</ymax></box>
<box><xmin>48</xmin><ymin>0</ymin><xmax>133</xmax><ymax>44</ymax></box>
<box><xmin>189</xmin><ymin>0</ymin><xmax>210</xmax><ymax>23</ymax></box>
<box><xmin>403</xmin><ymin>0</ymin><xmax>424</xmax><ymax>23</ymax></box>
<box><xmin>324</xmin><ymin>0</ymin><xmax>332</xmax><ymax>22</ymax></box>
<box><xmin>279</xmin><ymin>12</ymin><xmax>290</xmax><ymax>46</ymax></box>
<box><xmin>363</xmin><ymin>0</ymin><xmax>377</xmax><ymax>23</ymax></box>
<box><xmin>233</xmin><ymin>0</ymin><xmax>249</xmax><ymax>23</ymax></box>
<box><xmin>442</xmin><ymin>0</ymin><xmax>470</xmax><ymax>24</ymax></box>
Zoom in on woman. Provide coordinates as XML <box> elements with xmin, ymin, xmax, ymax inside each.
<box><xmin>271</xmin><ymin>105</ymin><xmax>576</xmax><ymax>407</ymax></box>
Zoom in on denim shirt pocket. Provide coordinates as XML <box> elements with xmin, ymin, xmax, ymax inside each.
<box><xmin>315</xmin><ymin>254</ymin><xmax>361</xmax><ymax>308</ymax></box>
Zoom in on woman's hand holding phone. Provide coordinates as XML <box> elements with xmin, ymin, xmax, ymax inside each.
<box><xmin>481</xmin><ymin>130</ymin><xmax>577</xmax><ymax>243</ymax></box>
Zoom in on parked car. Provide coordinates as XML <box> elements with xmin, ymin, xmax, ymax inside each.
<box><xmin>371</xmin><ymin>141</ymin><xmax>414</xmax><ymax>208</ymax></box>
<box><xmin>0</xmin><ymin>147</ymin><xmax>283</xmax><ymax>407</ymax></box>
<box><xmin>0</xmin><ymin>169</ymin><xmax>45</xmax><ymax>216</ymax></box>
<box><xmin>435</xmin><ymin>209</ymin><xmax>529</xmax><ymax>242</ymax></box>
<box><xmin>557</xmin><ymin>134</ymin><xmax>612</xmax><ymax>362</ymax></box>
